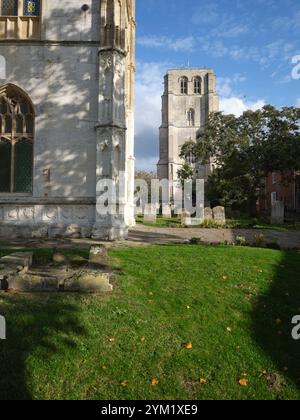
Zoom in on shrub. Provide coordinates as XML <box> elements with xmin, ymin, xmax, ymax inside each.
<box><xmin>235</xmin><ymin>235</ymin><xmax>247</xmax><ymax>246</ymax></box>
<box><xmin>266</xmin><ymin>242</ymin><xmax>281</xmax><ymax>250</ymax></box>
<box><xmin>190</xmin><ymin>237</ymin><xmax>203</xmax><ymax>245</ymax></box>
<box><xmin>253</xmin><ymin>233</ymin><xmax>266</xmax><ymax>248</ymax></box>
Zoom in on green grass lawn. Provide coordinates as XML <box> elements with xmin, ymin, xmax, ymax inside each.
<box><xmin>1</xmin><ymin>245</ymin><xmax>300</xmax><ymax>400</ymax></box>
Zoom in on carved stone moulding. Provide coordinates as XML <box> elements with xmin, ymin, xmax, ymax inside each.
<box><xmin>0</xmin><ymin>204</ymin><xmax>95</xmax><ymax>239</ymax></box>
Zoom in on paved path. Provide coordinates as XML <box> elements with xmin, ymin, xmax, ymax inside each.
<box><xmin>0</xmin><ymin>226</ymin><xmax>299</xmax><ymax>250</ymax></box>
<box><xmin>128</xmin><ymin>225</ymin><xmax>300</xmax><ymax>249</ymax></box>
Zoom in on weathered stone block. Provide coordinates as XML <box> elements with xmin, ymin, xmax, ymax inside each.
<box><xmin>213</xmin><ymin>206</ymin><xmax>226</xmax><ymax>225</ymax></box>
<box><xmin>144</xmin><ymin>204</ymin><xmax>157</xmax><ymax>223</ymax></box>
<box><xmin>65</xmin><ymin>224</ymin><xmax>81</xmax><ymax>239</ymax></box>
<box><xmin>0</xmin><ymin>252</ymin><xmax>33</xmax><ymax>271</ymax></box>
<box><xmin>181</xmin><ymin>210</ymin><xmax>191</xmax><ymax>226</ymax></box>
<box><xmin>204</xmin><ymin>207</ymin><xmax>213</xmax><ymax>221</ymax></box>
<box><xmin>64</xmin><ymin>272</ymin><xmax>113</xmax><ymax>293</ymax></box>
<box><xmin>162</xmin><ymin>205</ymin><xmax>172</xmax><ymax>218</ymax></box>
<box><xmin>271</xmin><ymin>201</ymin><xmax>284</xmax><ymax>225</ymax></box>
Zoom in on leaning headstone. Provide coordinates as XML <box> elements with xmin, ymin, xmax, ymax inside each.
<box><xmin>204</xmin><ymin>207</ymin><xmax>213</xmax><ymax>221</ymax></box>
<box><xmin>143</xmin><ymin>204</ymin><xmax>157</xmax><ymax>223</ymax></box>
<box><xmin>213</xmin><ymin>206</ymin><xmax>226</xmax><ymax>225</ymax></box>
<box><xmin>271</xmin><ymin>201</ymin><xmax>284</xmax><ymax>225</ymax></box>
<box><xmin>181</xmin><ymin>210</ymin><xmax>191</xmax><ymax>226</ymax></box>
<box><xmin>162</xmin><ymin>204</ymin><xmax>172</xmax><ymax>218</ymax></box>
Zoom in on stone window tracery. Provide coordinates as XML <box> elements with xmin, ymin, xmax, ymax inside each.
<box><xmin>180</xmin><ymin>77</ymin><xmax>188</xmax><ymax>94</ymax></box>
<box><xmin>0</xmin><ymin>84</ymin><xmax>34</xmax><ymax>193</ymax></box>
<box><xmin>194</xmin><ymin>77</ymin><xmax>202</xmax><ymax>94</ymax></box>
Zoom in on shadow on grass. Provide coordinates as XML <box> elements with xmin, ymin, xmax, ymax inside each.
<box><xmin>252</xmin><ymin>250</ymin><xmax>300</xmax><ymax>392</ymax></box>
<box><xmin>0</xmin><ymin>293</ymin><xmax>86</xmax><ymax>400</ymax></box>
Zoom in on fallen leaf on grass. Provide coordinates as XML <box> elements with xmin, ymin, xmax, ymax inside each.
<box><xmin>151</xmin><ymin>378</ymin><xmax>159</xmax><ymax>386</ymax></box>
<box><xmin>239</xmin><ymin>378</ymin><xmax>248</xmax><ymax>387</ymax></box>
<box><xmin>183</xmin><ymin>341</ymin><xmax>193</xmax><ymax>349</ymax></box>
<box><xmin>120</xmin><ymin>380</ymin><xmax>129</xmax><ymax>387</ymax></box>
<box><xmin>198</xmin><ymin>378</ymin><xmax>207</xmax><ymax>385</ymax></box>
<box><xmin>226</xmin><ymin>327</ymin><xmax>232</xmax><ymax>333</ymax></box>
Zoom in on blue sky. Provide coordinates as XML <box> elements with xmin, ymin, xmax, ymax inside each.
<box><xmin>134</xmin><ymin>0</ymin><xmax>300</xmax><ymax>171</ymax></box>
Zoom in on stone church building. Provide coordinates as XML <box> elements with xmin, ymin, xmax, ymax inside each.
<box><xmin>157</xmin><ymin>69</ymin><xmax>219</xmax><ymax>188</ymax></box>
<box><xmin>0</xmin><ymin>0</ymin><xmax>136</xmax><ymax>239</ymax></box>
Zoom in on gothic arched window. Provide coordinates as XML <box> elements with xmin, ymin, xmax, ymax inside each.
<box><xmin>194</xmin><ymin>77</ymin><xmax>202</xmax><ymax>94</ymax></box>
<box><xmin>0</xmin><ymin>84</ymin><xmax>34</xmax><ymax>193</ymax></box>
<box><xmin>187</xmin><ymin>108</ymin><xmax>195</xmax><ymax>126</ymax></box>
<box><xmin>180</xmin><ymin>77</ymin><xmax>188</xmax><ymax>94</ymax></box>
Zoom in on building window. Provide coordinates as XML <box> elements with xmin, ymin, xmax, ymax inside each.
<box><xmin>0</xmin><ymin>84</ymin><xmax>34</xmax><ymax>193</ymax></box>
<box><xmin>180</xmin><ymin>77</ymin><xmax>188</xmax><ymax>94</ymax></box>
<box><xmin>1</xmin><ymin>0</ymin><xmax>18</xmax><ymax>16</ymax></box>
<box><xmin>0</xmin><ymin>0</ymin><xmax>40</xmax><ymax>16</ymax></box>
<box><xmin>194</xmin><ymin>77</ymin><xmax>202</xmax><ymax>94</ymax></box>
<box><xmin>271</xmin><ymin>192</ymin><xmax>277</xmax><ymax>205</ymax></box>
<box><xmin>272</xmin><ymin>172</ymin><xmax>277</xmax><ymax>185</ymax></box>
<box><xmin>0</xmin><ymin>0</ymin><xmax>41</xmax><ymax>39</ymax></box>
<box><xmin>23</xmin><ymin>0</ymin><xmax>40</xmax><ymax>17</ymax></box>
<box><xmin>187</xmin><ymin>108</ymin><xmax>195</xmax><ymax>126</ymax></box>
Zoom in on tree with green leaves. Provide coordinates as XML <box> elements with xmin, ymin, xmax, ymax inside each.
<box><xmin>179</xmin><ymin>105</ymin><xmax>300</xmax><ymax>214</ymax></box>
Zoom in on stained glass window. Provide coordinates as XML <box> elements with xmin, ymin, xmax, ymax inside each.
<box><xmin>0</xmin><ymin>139</ymin><xmax>11</xmax><ymax>192</ymax></box>
<box><xmin>15</xmin><ymin>139</ymin><xmax>33</xmax><ymax>193</ymax></box>
<box><xmin>23</xmin><ymin>0</ymin><xmax>40</xmax><ymax>17</ymax></box>
<box><xmin>0</xmin><ymin>84</ymin><xmax>34</xmax><ymax>193</ymax></box>
<box><xmin>1</xmin><ymin>0</ymin><xmax>18</xmax><ymax>16</ymax></box>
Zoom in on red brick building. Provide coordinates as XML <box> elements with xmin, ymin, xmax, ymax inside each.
<box><xmin>258</xmin><ymin>172</ymin><xmax>300</xmax><ymax>214</ymax></box>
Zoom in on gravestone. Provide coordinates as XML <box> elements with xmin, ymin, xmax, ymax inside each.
<box><xmin>204</xmin><ymin>207</ymin><xmax>213</xmax><ymax>221</ymax></box>
<box><xmin>213</xmin><ymin>206</ymin><xmax>226</xmax><ymax>225</ymax></box>
<box><xmin>271</xmin><ymin>201</ymin><xmax>284</xmax><ymax>224</ymax></box>
<box><xmin>143</xmin><ymin>204</ymin><xmax>157</xmax><ymax>223</ymax></box>
<box><xmin>162</xmin><ymin>204</ymin><xmax>172</xmax><ymax>218</ymax></box>
<box><xmin>181</xmin><ymin>210</ymin><xmax>191</xmax><ymax>226</ymax></box>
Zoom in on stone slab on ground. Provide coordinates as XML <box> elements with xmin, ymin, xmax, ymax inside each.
<box><xmin>0</xmin><ymin>252</ymin><xmax>33</xmax><ymax>271</ymax></box>
<box><xmin>64</xmin><ymin>271</ymin><xmax>113</xmax><ymax>293</ymax></box>
<box><xmin>4</xmin><ymin>268</ymin><xmax>113</xmax><ymax>293</ymax></box>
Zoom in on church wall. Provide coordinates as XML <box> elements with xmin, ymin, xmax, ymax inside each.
<box><xmin>0</xmin><ymin>43</ymin><xmax>98</xmax><ymax>199</ymax></box>
<box><xmin>0</xmin><ymin>0</ymin><xmax>136</xmax><ymax>239</ymax></box>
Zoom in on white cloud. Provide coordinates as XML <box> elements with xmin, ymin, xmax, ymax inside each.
<box><xmin>135</xmin><ymin>61</ymin><xmax>170</xmax><ymax>171</ymax></box>
<box><xmin>137</xmin><ymin>35</ymin><xmax>195</xmax><ymax>53</ymax></box>
<box><xmin>220</xmin><ymin>98</ymin><xmax>266</xmax><ymax>116</ymax></box>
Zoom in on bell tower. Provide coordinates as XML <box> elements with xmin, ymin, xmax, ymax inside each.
<box><xmin>93</xmin><ymin>0</ymin><xmax>136</xmax><ymax>240</ymax></box>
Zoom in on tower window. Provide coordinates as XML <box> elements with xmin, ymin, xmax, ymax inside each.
<box><xmin>194</xmin><ymin>77</ymin><xmax>202</xmax><ymax>94</ymax></box>
<box><xmin>187</xmin><ymin>108</ymin><xmax>195</xmax><ymax>126</ymax></box>
<box><xmin>0</xmin><ymin>84</ymin><xmax>34</xmax><ymax>193</ymax></box>
<box><xmin>180</xmin><ymin>77</ymin><xmax>188</xmax><ymax>94</ymax></box>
